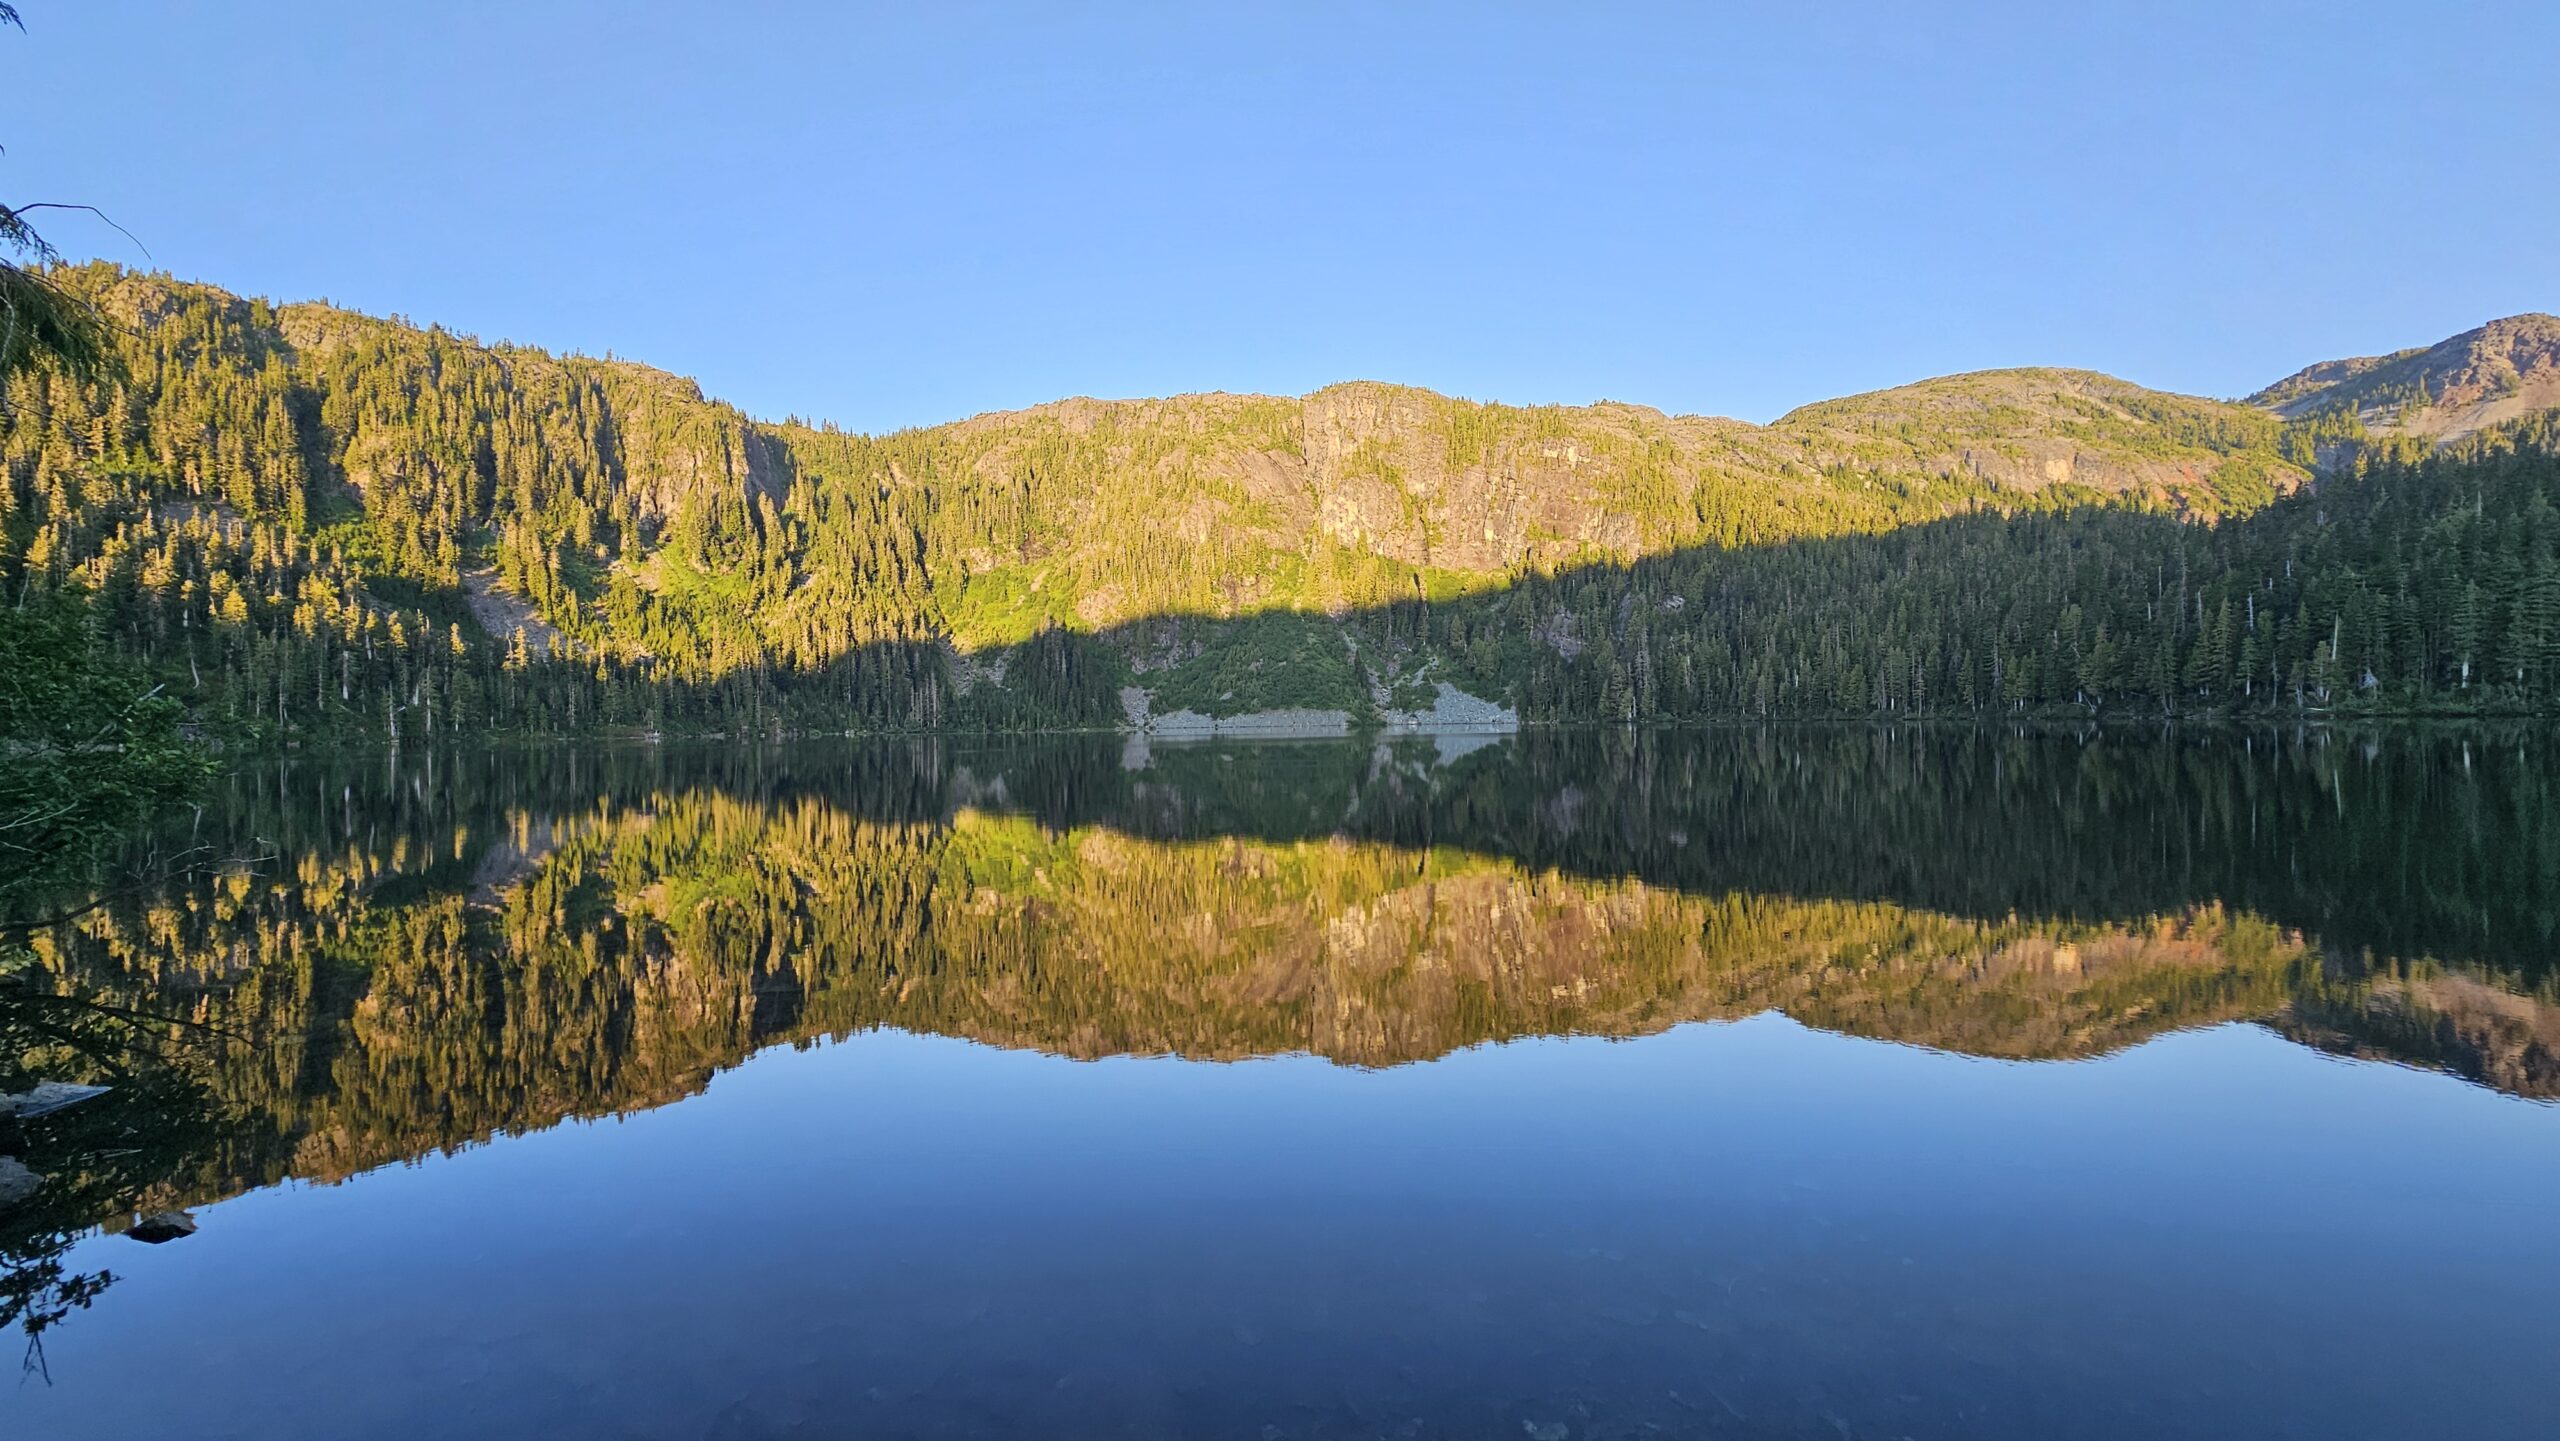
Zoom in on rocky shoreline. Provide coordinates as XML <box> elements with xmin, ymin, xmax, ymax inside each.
<box><xmin>1116</xmin><ymin>682</ymin><xmax>1518</xmax><ymax>739</ymax></box>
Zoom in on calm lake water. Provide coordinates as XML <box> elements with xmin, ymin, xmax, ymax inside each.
<box><xmin>6</xmin><ymin>728</ymin><xmax>2557</xmax><ymax>1440</ymax></box>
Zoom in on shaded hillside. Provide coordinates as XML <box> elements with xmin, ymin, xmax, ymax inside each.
<box><xmin>82</xmin><ymin>722</ymin><xmax>2560</xmax><ymax>976</ymax></box>
<box><xmin>1089</xmin><ymin>429</ymin><xmax>2560</xmax><ymax>725</ymax></box>
<box><xmin>436</xmin><ymin>430</ymin><xmax>2560</xmax><ymax>731</ymax></box>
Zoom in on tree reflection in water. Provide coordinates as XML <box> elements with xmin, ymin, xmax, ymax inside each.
<box><xmin>7</xmin><ymin>726</ymin><xmax>2556</xmax><ymax>1355</ymax></box>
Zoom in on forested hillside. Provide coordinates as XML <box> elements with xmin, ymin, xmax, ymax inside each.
<box><xmin>3</xmin><ymin>263</ymin><xmax>2554</xmax><ymax>736</ymax></box>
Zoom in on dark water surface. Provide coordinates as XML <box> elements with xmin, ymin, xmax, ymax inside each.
<box><xmin>6</xmin><ymin>728</ymin><xmax>2557</xmax><ymax>1439</ymax></box>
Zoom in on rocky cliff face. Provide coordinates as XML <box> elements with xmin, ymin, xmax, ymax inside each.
<box><xmin>1290</xmin><ymin>383</ymin><xmax>1690</xmax><ymax>569</ymax></box>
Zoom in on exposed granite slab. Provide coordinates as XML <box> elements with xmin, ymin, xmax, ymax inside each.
<box><xmin>1119</xmin><ymin>682</ymin><xmax>1513</xmax><ymax>737</ymax></box>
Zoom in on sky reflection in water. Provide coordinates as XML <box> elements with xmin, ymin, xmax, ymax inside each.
<box><xmin>7</xmin><ymin>730</ymin><xmax>2558</xmax><ymax>1440</ymax></box>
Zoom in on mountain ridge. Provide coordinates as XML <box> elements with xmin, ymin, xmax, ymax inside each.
<box><xmin>6</xmin><ymin>263</ymin><xmax>2559</xmax><ymax>736</ymax></box>
<box><xmin>2244</xmin><ymin>311</ymin><xmax>2560</xmax><ymax>441</ymax></box>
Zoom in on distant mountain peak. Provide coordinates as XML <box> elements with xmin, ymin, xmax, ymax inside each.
<box><xmin>2249</xmin><ymin>312</ymin><xmax>2560</xmax><ymax>441</ymax></box>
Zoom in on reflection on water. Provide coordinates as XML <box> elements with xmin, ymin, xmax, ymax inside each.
<box><xmin>5</xmin><ymin>728</ymin><xmax>2559</xmax><ymax>1438</ymax></box>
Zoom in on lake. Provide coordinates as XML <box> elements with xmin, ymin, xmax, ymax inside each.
<box><xmin>5</xmin><ymin>728</ymin><xmax>2556</xmax><ymax>1440</ymax></box>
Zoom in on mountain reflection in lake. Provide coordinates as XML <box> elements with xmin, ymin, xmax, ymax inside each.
<box><xmin>6</xmin><ymin>728</ymin><xmax>2557</xmax><ymax>1440</ymax></box>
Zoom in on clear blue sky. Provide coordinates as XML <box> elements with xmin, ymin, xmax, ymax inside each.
<box><xmin>6</xmin><ymin>2</ymin><xmax>2555</xmax><ymax>431</ymax></box>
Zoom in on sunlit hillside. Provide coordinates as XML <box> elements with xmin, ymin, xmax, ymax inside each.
<box><xmin>8</xmin><ymin>264</ymin><xmax>2559</xmax><ymax>734</ymax></box>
